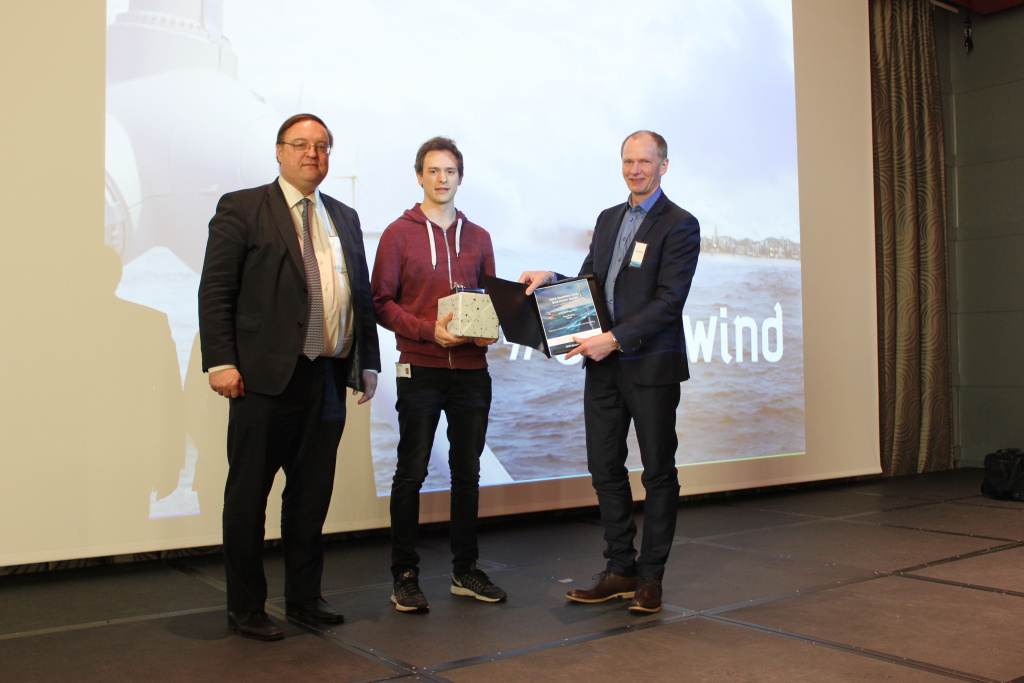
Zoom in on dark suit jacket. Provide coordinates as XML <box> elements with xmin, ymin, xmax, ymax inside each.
<box><xmin>579</xmin><ymin>192</ymin><xmax>700</xmax><ymax>386</ymax></box>
<box><xmin>198</xmin><ymin>180</ymin><xmax>380</xmax><ymax>396</ymax></box>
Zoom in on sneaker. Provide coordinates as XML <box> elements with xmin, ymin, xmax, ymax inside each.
<box><xmin>391</xmin><ymin>570</ymin><xmax>429</xmax><ymax>612</ymax></box>
<box><xmin>450</xmin><ymin>564</ymin><xmax>508</xmax><ymax>603</ymax></box>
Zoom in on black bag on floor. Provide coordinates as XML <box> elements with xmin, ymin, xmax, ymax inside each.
<box><xmin>981</xmin><ymin>449</ymin><xmax>1024</xmax><ymax>501</ymax></box>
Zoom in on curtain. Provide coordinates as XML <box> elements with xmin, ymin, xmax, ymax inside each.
<box><xmin>870</xmin><ymin>0</ymin><xmax>953</xmax><ymax>475</ymax></box>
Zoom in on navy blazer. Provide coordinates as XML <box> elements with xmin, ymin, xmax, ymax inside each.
<box><xmin>579</xmin><ymin>192</ymin><xmax>700</xmax><ymax>386</ymax></box>
<box><xmin>198</xmin><ymin>181</ymin><xmax>381</xmax><ymax>396</ymax></box>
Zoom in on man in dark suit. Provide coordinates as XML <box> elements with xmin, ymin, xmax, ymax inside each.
<box><xmin>199</xmin><ymin>113</ymin><xmax>380</xmax><ymax>640</ymax></box>
<box><xmin>520</xmin><ymin>130</ymin><xmax>700</xmax><ymax>614</ymax></box>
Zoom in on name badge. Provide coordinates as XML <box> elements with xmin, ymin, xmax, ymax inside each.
<box><xmin>396</xmin><ymin>362</ymin><xmax>412</xmax><ymax>378</ymax></box>
<box><xmin>328</xmin><ymin>235</ymin><xmax>344</xmax><ymax>276</ymax></box>
<box><xmin>629</xmin><ymin>242</ymin><xmax>647</xmax><ymax>268</ymax></box>
<box><xmin>317</xmin><ymin>199</ymin><xmax>345</xmax><ymax>276</ymax></box>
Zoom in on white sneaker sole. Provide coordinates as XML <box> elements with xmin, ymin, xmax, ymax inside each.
<box><xmin>450</xmin><ymin>584</ymin><xmax>506</xmax><ymax>602</ymax></box>
<box><xmin>391</xmin><ymin>594</ymin><xmax>429</xmax><ymax>612</ymax></box>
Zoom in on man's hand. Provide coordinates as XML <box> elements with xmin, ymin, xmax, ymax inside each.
<box><xmin>518</xmin><ymin>270</ymin><xmax>555</xmax><ymax>296</ymax></box>
<box><xmin>471</xmin><ymin>337</ymin><xmax>498</xmax><ymax>347</ymax></box>
<box><xmin>354</xmin><ymin>370</ymin><xmax>378</xmax><ymax>405</ymax></box>
<box><xmin>564</xmin><ymin>332</ymin><xmax>617</xmax><ymax>363</ymax></box>
<box><xmin>209</xmin><ymin>368</ymin><xmax>245</xmax><ymax>398</ymax></box>
<box><xmin>435</xmin><ymin>312</ymin><xmax>470</xmax><ymax>348</ymax></box>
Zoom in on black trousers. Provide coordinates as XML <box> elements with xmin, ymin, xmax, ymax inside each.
<box><xmin>390</xmin><ymin>367</ymin><xmax>491</xmax><ymax>579</ymax></box>
<box><xmin>222</xmin><ymin>357</ymin><xmax>346</xmax><ymax>613</ymax></box>
<box><xmin>583</xmin><ymin>355</ymin><xmax>681</xmax><ymax>581</ymax></box>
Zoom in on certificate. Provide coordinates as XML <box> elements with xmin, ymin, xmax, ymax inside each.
<box><xmin>482</xmin><ymin>274</ymin><xmax>610</xmax><ymax>357</ymax></box>
<box><xmin>533</xmin><ymin>276</ymin><xmax>607</xmax><ymax>355</ymax></box>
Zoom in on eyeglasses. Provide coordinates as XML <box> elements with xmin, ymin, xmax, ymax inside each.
<box><xmin>279</xmin><ymin>140</ymin><xmax>332</xmax><ymax>155</ymax></box>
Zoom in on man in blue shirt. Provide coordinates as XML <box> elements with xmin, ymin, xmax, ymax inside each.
<box><xmin>520</xmin><ymin>130</ymin><xmax>700</xmax><ymax>614</ymax></box>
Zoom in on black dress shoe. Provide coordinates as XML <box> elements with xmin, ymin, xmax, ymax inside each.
<box><xmin>566</xmin><ymin>571</ymin><xmax>638</xmax><ymax>603</ymax></box>
<box><xmin>285</xmin><ymin>597</ymin><xmax>345</xmax><ymax>624</ymax></box>
<box><xmin>628</xmin><ymin>577</ymin><xmax>663</xmax><ymax>614</ymax></box>
<box><xmin>227</xmin><ymin>611</ymin><xmax>284</xmax><ymax>641</ymax></box>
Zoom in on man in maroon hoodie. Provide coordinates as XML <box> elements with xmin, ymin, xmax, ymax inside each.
<box><xmin>371</xmin><ymin>137</ymin><xmax>507</xmax><ymax>612</ymax></box>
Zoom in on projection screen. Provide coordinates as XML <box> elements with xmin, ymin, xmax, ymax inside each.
<box><xmin>0</xmin><ymin>0</ymin><xmax>879</xmax><ymax>566</ymax></box>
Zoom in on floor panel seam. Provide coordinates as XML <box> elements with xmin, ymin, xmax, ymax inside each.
<box><xmin>269</xmin><ymin>610</ymin><xmax>423</xmax><ymax>679</ymax></box>
<box><xmin>696</xmin><ymin>573</ymin><xmax>887</xmax><ymax>616</ymax></box>
<box><xmin>704</xmin><ymin>614</ymin><xmax>1002</xmax><ymax>683</ymax></box>
<box><xmin>170</xmin><ymin>560</ymin><xmax>228</xmax><ymax>593</ymax></box>
<box><xmin>840</xmin><ymin>518</ymin><xmax>1023</xmax><ymax>543</ymax></box>
<box><xmin>421</xmin><ymin>612</ymin><xmax>698</xmax><ymax>674</ymax></box>
<box><xmin>168</xmin><ymin>560</ymin><xmax>433</xmax><ymax>677</ymax></box>
<box><xmin>897</xmin><ymin>571</ymin><xmax>1024</xmax><ymax>598</ymax></box>
<box><xmin>891</xmin><ymin>540</ymin><xmax>1024</xmax><ymax>573</ymax></box>
<box><xmin>0</xmin><ymin>605</ymin><xmax>225</xmax><ymax>641</ymax></box>
<box><xmin>685</xmin><ymin>537</ymin><xmax>894</xmax><ymax>574</ymax></box>
<box><xmin>676</xmin><ymin>517</ymin><xmax>828</xmax><ymax>542</ymax></box>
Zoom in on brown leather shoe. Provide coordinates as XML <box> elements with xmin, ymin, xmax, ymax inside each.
<box><xmin>566</xmin><ymin>571</ymin><xmax>638</xmax><ymax>603</ymax></box>
<box><xmin>628</xmin><ymin>577</ymin><xmax>663</xmax><ymax>614</ymax></box>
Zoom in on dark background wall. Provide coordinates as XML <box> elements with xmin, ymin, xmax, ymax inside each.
<box><xmin>935</xmin><ymin>5</ymin><xmax>1024</xmax><ymax>466</ymax></box>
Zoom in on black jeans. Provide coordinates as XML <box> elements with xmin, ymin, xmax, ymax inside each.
<box><xmin>390</xmin><ymin>366</ymin><xmax>491</xmax><ymax>579</ymax></box>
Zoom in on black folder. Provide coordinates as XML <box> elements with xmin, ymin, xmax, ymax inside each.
<box><xmin>481</xmin><ymin>274</ymin><xmax>610</xmax><ymax>357</ymax></box>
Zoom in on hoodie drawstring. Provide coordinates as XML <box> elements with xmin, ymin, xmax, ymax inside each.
<box><xmin>425</xmin><ymin>219</ymin><xmax>437</xmax><ymax>269</ymax></box>
<box><xmin>424</xmin><ymin>218</ymin><xmax>464</xmax><ymax>287</ymax></box>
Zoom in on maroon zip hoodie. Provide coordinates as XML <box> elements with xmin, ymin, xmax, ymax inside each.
<box><xmin>371</xmin><ymin>203</ymin><xmax>495</xmax><ymax>369</ymax></box>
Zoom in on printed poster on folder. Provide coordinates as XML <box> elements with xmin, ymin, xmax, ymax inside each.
<box><xmin>534</xmin><ymin>276</ymin><xmax>608</xmax><ymax>355</ymax></box>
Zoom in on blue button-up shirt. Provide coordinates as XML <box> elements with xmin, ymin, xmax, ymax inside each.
<box><xmin>604</xmin><ymin>187</ymin><xmax>662</xmax><ymax>323</ymax></box>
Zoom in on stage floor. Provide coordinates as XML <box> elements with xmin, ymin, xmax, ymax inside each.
<box><xmin>3</xmin><ymin>468</ymin><xmax>1023</xmax><ymax>682</ymax></box>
